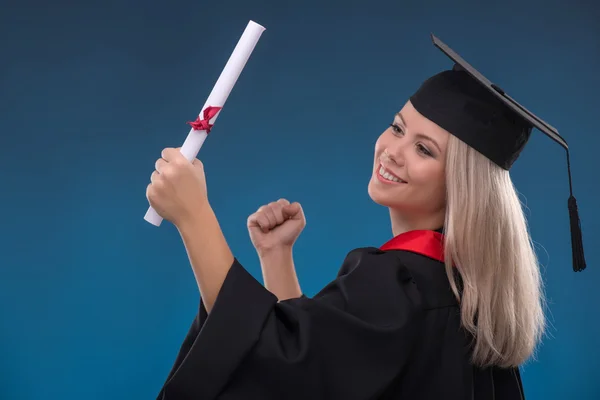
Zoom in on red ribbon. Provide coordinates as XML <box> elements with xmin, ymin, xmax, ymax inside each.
<box><xmin>187</xmin><ymin>106</ymin><xmax>222</xmax><ymax>133</ymax></box>
<box><xmin>379</xmin><ymin>230</ymin><xmax>445</xmax><ymax>263</ymax></box>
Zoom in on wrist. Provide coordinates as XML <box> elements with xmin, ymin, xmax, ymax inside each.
<box><xmin>176</xmin><ymin>203</ymin><xmax>214</xmax><ymax>234</ymax></box>
<box><xmin>258</xmin><ymin>247</ymin><xmax>301</xmax><ymax>300</ymax></box>
<box><xmin>257</xmin><ymin>245</ymin><xmax>293</xmax><ymax>260</ymax></box>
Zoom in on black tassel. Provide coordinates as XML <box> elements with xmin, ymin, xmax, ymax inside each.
<box><xmin>566</xmin><ymin>149</ymin><xmax>586</xmax><ymax>272</ymax></box>
<box><xmin>568</xmin><ymin>195</ymin><xmax>586</xmax><ymax>272</ymax></box>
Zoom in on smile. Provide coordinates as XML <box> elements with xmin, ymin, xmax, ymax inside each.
<box><xmin>377</xmin><ymin>164</ymin><xmax>406</xmax><ymax>184</ymax></box>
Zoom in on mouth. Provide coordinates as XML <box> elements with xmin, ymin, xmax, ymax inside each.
<box><xmin>376</xmin><ymin>164</ymin><xmax>407</xmax><ymax>184</ymax></box>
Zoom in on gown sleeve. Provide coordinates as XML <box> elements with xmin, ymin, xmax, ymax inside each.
<box><xmin>156</xmin><ymin>248</ymin><xmax>426</xmax><ymax>400</ymax></box>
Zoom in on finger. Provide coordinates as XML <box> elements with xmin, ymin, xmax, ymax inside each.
<box><xmin>160</xmin><ymin>147</ymin><xmax>173</xmax><ymax>161</ymax></box>
<box><xmin>267</xmin><ymin>202</ymin><xmax>286</xmax><ymax>225</ymax></box>
<box><xmin>155</xmin><ymin>158</ymin><xmax>167</xmax><ymax>173</ymax></box>
<box><xmin>248</xmin><ymin>209</ymin><xmax>272</xmax><ymax>232</ymax></box>
<box><xmin>282</xmin><ymin>202</ymin><xmax>302</xmax><ymax>219</ymax></box>
<box><xmin>192</xmin><ymin>157</ymin><xmax>203</xmax><ymax>167</ymax></box>
<box><xmin>247</xmin><ymin>214</ymin><xmax>259</xmax><ymax>228</ymax></box>
<box><xmin>263</xmin><ymin>205</ymin><xmax>280</xmax><ymax>227</ymax></box>
<box><xmin>150</xmin><ymin>170</ymin><xmax>160</xmax><ymax>184</ymax></box>
<box><xmin>249</xmin><ymin>206</ymin><xmax>268</xmax><ymax>228</ymax></box>
<box><xmin>255</xmin><ymin>213</ymin><xmax>272</xmax><ymax>233</ymax></box>
<box><xmin>175</xmin><ymin>147</ymin><xmax>190</xmax><ymax>165</ymax></box>
<box><xmin>247</xmin><ymin>208</ymin><xmax>262</xmax><ymax>221</ymax></box>
<box><xmin>277</xmin><ymin>198</ymin><xmax>290</xmax><ymax>206</ymax></box>
<box><xmin>161</xmin><ymin>147</ymin><xmax>182</xmax><ymax>162</ymax></box>
<box><xmin>261</xmin><ymin>204</ymin><xmax>279</xmax><ymax>227</ymax></box>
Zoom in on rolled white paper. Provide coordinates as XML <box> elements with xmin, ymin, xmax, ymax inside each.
<box><xmin>144</xmin><ymin>20</ymin><xmax>266</xmax><ymax>226</ymax></box>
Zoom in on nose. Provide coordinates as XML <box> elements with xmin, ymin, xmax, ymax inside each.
<box><xmin>384</xmin><ymin>143</ymin><xmax>407</xmax><ymax>166</ymax></box>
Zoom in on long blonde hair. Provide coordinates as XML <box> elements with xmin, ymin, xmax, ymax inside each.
<box><xmin>443</xmin><ymin>134</ymin><xmax>546</xmax><ymax>368</ymax></box>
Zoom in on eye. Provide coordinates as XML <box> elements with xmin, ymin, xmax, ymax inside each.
<box><xmin>390</xmin><ymin>123</ymin><xmax>404</xmax><ymax>136</ymax></box>
<box><xmin>416</xmin><ymin>143</ymin><xmax>433</xmax><ymax>157</ymax></box>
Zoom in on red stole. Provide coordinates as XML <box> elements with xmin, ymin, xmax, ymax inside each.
<box><xmin>379</xmin><ymin>230</ymin><xmax>445</xmax><ymax>263</ymax></box>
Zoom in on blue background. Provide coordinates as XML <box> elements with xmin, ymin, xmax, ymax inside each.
<box><xmin>1</xmin><ymin>0</ymin><xmax>598</xmax><ymax>398</ymax></box>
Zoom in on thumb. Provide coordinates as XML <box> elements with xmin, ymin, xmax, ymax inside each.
<box><xmin>247</xmin><ymin>215</ymin><xmax>268</xmax><ymax>233</ymax></box>
<box><xmin>282</xmin><ymin>202</ymin><xmax>302</xmax><ymax>219</ymax></box>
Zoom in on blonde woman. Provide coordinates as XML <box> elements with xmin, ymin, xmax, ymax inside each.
<box><xmin>148</xmin><ymin>35</ymin><xmax>585</xmax><ymax>399</ymax></box>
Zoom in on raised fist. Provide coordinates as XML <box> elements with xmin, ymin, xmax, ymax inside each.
<box><xmin>247</xmin><ymin>199</ymin><xmax>306</xmax><ymax>256</ymax></box>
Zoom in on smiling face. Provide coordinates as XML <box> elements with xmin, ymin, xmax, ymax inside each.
<box><xmin>368</xmin><ymin>100</ymin><xmax>450</xmax><ymax>226</ymax></box>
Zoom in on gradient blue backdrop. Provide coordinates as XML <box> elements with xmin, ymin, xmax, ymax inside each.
<box><xmin>1</xmin><ymin>0</ymin><xmax>598</xmax><ymax>399</ymax></box>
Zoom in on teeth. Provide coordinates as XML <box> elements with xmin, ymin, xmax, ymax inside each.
<box><xmin>379</xmin><ymin>166</ymin><xmax>403</xmax><ymax>183</ymax></box>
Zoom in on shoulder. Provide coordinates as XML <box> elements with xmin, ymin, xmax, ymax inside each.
<box><xmin>337</xmin><ymin>247</ymin><xmax>459</xmax><ymax>310</ymax></box>
<box><xmin>307</xmin><ymin>247</ymin><xmax>423</xmax><ymax>327</ymax></box>
<box><xmin>335</xmin><ymin>247</ymin><xmax>414</xmax><ymax>282</ymax></box>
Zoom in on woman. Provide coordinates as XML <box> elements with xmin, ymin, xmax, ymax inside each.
<box><xmin>146</xmin><ymin>35</ymin><xmax>585</xmax><ymax>399</ymax></box>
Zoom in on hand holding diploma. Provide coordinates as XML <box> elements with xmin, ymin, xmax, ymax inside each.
<box><xmin>144</xmin><ymin>20</ymin><xmax>266</xmax><ymax>226</ymax></box>
<box><xmin>147</xmin><ymin>145</ymin><xmax>236</xmax><ymax>313</ymax></box>
<box><xmin>146</xmin><ymin>148</ymin><xmax>209</xmax><ymax>227</ymax></box>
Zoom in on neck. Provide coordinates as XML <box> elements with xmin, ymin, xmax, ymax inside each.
<box><xmin>389</xmin><ymin>207</ymin><xmax>445</xmax><ymax>237</ymax></box>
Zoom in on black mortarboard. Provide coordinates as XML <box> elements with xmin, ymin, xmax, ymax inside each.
<box><xmin>410</xmin><ymin>33</ymin><xmax>586</xmax><ymax>272</ymax></box>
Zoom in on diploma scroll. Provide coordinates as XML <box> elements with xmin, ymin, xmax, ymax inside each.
<box><xmin>144</xmin><ymin>20</ymin><xmax>266</xmax><ymax>226</ymax></box>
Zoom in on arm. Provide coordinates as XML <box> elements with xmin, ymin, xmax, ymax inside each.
<box><xmin>259</xmin><ymin>247</ymin><xmax>302</xmax><ymax>301</ymax></box>
<box><xmin>157</xmin><ymin>248</ymin><xmax>425</xmax><ymax>400</ymax></box>
<box><xmin>175</xmin><ymin>204</ymin><xmax>234</xmax><ymax>313</ymax></box>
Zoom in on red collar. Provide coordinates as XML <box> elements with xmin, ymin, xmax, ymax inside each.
<box><xmin>379</xmin><ymin>230</ymin><xmax>445</xmax><ymax>263</ymax></box>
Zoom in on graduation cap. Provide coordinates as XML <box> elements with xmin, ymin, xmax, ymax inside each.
<box><xmin>409</xmin><ymin>33</ymin><xmax>586</xmax><ymax>272</ymax></box>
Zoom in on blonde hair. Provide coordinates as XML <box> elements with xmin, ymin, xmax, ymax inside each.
<box><xmin>443</xmin><ymin>134</ymin><xmax>546</xmax><ymax>368</ymax></box>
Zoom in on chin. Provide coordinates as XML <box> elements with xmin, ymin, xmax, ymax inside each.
<box><xmin>368</xmin><ymin>177</ymin><xmax>401</xmax><ymax>208</ymax></box>
<box><xmin>371</xmin><ymin>196</ymin><xmax>406</xmax><ymax>210</ymax></box>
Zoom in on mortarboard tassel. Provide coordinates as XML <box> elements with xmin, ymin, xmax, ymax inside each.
<box><xmin>566</xmin><ymin>150</ymin><xmax>586</xmax><ymax>272</ymax></box>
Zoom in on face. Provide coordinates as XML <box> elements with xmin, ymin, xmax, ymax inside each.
<box><xmin>367</xmin><ymin>100</ymin><xmax>449</xmax><ymax>218</ymax></box>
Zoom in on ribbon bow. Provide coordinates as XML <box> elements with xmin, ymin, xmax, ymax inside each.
<box><xmin>187</xmin><ymin>106</ymin><xmax>222</xmax><ymax>133</ymax></box>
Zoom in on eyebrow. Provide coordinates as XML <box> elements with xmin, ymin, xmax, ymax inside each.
<box><xmin>395</xmin><ymin>112</ymin><xmax>442</xmax><ymax>153</ymax></box>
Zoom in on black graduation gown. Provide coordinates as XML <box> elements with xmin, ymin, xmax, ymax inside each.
<box><xmin>156</xmin><ymin>247</ymin><xmax>526</xmax><ymax>399</ymax></box>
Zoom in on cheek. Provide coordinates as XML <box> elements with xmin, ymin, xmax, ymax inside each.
<box><xmin>373</xmin><ymin>136</ymin><xmax>387</xmax><ymax>158</ymax></box>
<box><xmin>412</xmin><ymin>164</ymin><xmax>445</xmax><ymax>193</ymax></box>
<box><xmin>375</xmin><ymin>130</ymin><xmax>395</xmax><ymax>150</ymax></box>
<box><xmin>430</xmin><ymin>170</ymin><xmax>447</xmax><ymax>201</ymax></box>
